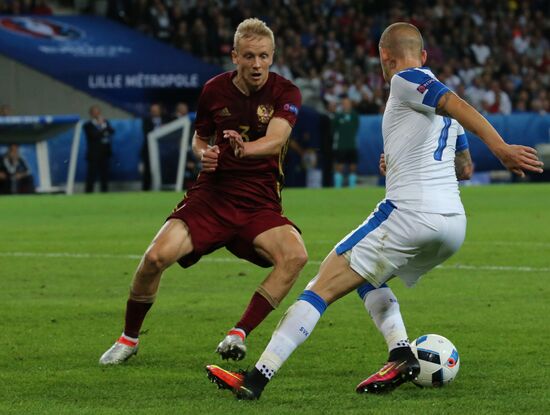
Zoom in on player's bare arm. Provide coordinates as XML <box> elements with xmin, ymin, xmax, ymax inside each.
<box><xmin>436</xmin><ymin>91</ymin><xmax>543</xmax><ymax>177</ymax></box>
<box><xmin>192</xmin><ymin>132</ymin><xmax>219</xmax><ymax>173</ymax></box>
<box><xmin>455</xmin><ymin>149</ymin><xmax>473</xmax><ymax>180</ymax></box>
<box><xmin>224</xmin><ymin>117</ymin><xmax>292</xmax><ymax>159</ymax></box>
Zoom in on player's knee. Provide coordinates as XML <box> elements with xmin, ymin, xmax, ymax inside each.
<box><xmin>280</xmin><ymin>248</ymin><xmax>308</xmax><ymax>274</ymax></box>
<box><xmin>143</xmin><ymin>248</ymin><xmax>171</xmax><ymax>273</ymax></box>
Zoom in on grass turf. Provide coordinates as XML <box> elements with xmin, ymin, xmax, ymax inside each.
<box><xmin>1</xmin><ymin>184</ymin><xmax>549</xmax><ymax>414</ymax></box>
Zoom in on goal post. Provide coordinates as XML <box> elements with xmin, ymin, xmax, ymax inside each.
<box><xmin>147</xmin><ymin>116</ymin><xmax>192</xmax><ymax>191</ymax></box>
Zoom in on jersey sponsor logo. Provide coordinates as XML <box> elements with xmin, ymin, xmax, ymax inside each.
<box><xmin>416</xmin><ymin>78</ymin><xmax>435</xmax><ymax>94</ymax></box>
<box><xmin>283</xmin><ymin>103</ymin><xmax>299</xmax><ymax>115</ymax></box>
<box><xmin>257</xmin><ymin>105</ymin><xmax>274</xmax><ymax>124</ymax></box>
<box><xmin>0</xmin><ymin>17</ymin><xmax>83</xmax><ymax>41</ymax></box>
<box><xmin>218</xmin><ymin>107</ymin><xmax>231</xmax><ymax>117</ymax></box>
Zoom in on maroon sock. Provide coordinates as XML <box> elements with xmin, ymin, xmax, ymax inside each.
<box><xmin>124</xmin><ymin>299</ymin><xmax>153</xmax><ymax>338</ymax></box>
<box><xmin>235</xmin><ymin>291</ymin><xmax>275</xmax><ymax>335</ymax></box>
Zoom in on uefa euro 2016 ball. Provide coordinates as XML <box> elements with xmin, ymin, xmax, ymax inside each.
<box><xmin>410</xmin><ymin>334</ymin><xmax>460</xmax><ymax>387</ymax></box>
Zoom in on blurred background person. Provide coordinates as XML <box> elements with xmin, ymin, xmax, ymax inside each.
<box><xmin>0</xmin><ymin>144</ymin><xmax>35</xmax><ymax>195</ymax></box>
<box><xmin>331</xmin><ymin>97</ymin><xmax>360</xmax><ymax>188</ymax></box>
<box><xmin>83</xmin><ymin>105</ymin><xmax>115</xmax><ymax>193</ymax></box>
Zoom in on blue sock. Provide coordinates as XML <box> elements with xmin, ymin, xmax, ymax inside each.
<box><xmin>349</xmin><ymin>173</ymin><xmax>357</xmax><ymax>187</ymax></box>
<box><xmin>334</xmin><ymin>172</ymin><xmax>343</xmax><ymax>188</ymax></box>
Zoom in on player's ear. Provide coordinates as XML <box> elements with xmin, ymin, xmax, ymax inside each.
<box><xmin>379</xmin><ymin>47</ymin><xmax>389</xmax><ymax>61</ymax></box>
<box><xmin>231</xmin><ymin>48</ymin><xmax>238</xmax><ymax>65</ymax></box>
<box><xmin>421</xmin><ymin>49</ymin><xmax>427</xmax><ymax>65</ymax></box>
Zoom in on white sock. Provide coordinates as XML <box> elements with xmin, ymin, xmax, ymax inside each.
<box><xmin>363</xmin><ymin>287</ymin><xmax>409</xmax><ymax>351</ymax></box>
<box><xmin>255</xmin><ymin>290</ymin><xmax>327</xmax><ymax>380</ymax></box>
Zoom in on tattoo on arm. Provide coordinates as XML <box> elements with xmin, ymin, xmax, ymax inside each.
<box><xmin>436</xmin><ymin>91</ymin><xmax>453</xmax><ymax>117</ymax></box>
<box><xmin>455</xmin><ymin>150</ymin><xmax>473</xmax><ymax>180</ymax></box>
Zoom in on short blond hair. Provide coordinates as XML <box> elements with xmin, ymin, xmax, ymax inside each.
<box><xmin>233</xmin><ymin>18</ymin><xmax>275</xmax><ymax>50</ymax></box>
<box><xmin>379</xmin><ymin>22</ymin><xmax>424</xmax><ymax>59</ymax></box>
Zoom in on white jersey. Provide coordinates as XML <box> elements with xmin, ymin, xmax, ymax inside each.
<box><xmin>383</xmin><ymin>67</ymin><xmax>465</xmax><ymax>214</ymax></box>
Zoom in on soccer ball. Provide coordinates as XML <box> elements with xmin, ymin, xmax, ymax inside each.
<box><xmin>410</xmin><ymin>334</ymin><xmax>460</xmax><ymax>387</ymax></box>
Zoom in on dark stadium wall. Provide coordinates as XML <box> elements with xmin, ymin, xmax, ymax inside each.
<box><xmin>7</xmin><ymin>114</ymin><xmax>549</xmax><ymax>191</ymax></box>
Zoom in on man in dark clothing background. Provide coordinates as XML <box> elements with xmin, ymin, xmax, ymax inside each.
<box><xmin>83</xmin><ymin>105</ymin><xmax>115</xmax><ymax>193</ymax></box>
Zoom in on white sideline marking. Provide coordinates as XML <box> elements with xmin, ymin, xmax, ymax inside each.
<box><xmin>310</xmin><ymin>239</ymin><xmax>550</xmax><ymax>248</ymax></box>
<box><xmin>0</xmin><ymin>251</ymin><xmax>548</xmax><ymax>273</ymax></box>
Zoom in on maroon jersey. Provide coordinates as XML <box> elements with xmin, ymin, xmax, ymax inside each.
<box><xmin>192</xmin><ymin>71</ymin><xmax>301</xmax><ymax>209</ymax></box>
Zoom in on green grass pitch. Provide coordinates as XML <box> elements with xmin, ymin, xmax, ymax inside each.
<box><xmin>1</xmin><ymin>184</ymin><xmax>549</xmax><ymax>414</ymax></box>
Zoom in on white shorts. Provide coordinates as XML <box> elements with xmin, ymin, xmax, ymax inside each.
<box><xmin>335</xmin><ymin>200</ymin><xmax>466</xmax><ymax>288</ymax></box>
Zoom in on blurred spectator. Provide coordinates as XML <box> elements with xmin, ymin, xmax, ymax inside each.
<box><xmin>458</xmin><ymin>57</ymin><xmax>481</xmax><ymax>86</ymax></box>
<box><xmin>271</xmin><ymin>54</ymin><xmax>294</xmax><ymax>82</ymax></box>
<box><xmin>465</xmin><ymin>76</ymin><xmax>487</xmax><ymax>111</ymax></box>
<box><xmin>83</xmin><ymin>105</ymin><xmax>115</xmax><ymax>193</ymax></box>
<box><xmin>141</xmin><ymin>103</ymin><xmax>170</xmax><ymax>191</ymax></box>
<box><xmin>149</xmin><ymin>0</ymin><xmax>173</xmax><ymax>42</ymax></box>
<box><xmin>331</xmin><ymin>98</ymin><xmax>359</xmax><ymax>188</ymax></box>
<box><xmin>32</xmin><ymin>0</ymin><xmax>52</xmax><ymax>15</ymax></box>
<box><xmin>470</xmin><ymin>33</ymin><xmax>491</xmax><ymax>65</ymax></box>
<box><xmin>439</xmin><ymin>65</ymin><xmax>462</xmax><ymax>91</ymax></box>
<box><xmin>95</xmin><ymin>0</ymin><xmax>547</xmax><ymax>115</ymax></box>
<box><xmin>483</xmin><ymin>81</ymin><xmax>512</xmax><ymax>115</ymax></box>
<box><xmin>295</xmin><ymin>68</ymin><xmax>323</xmax><ymax>111</ymax></box>
<box><xmin>348</xmin><ymin>77</ymin><xmax>373</xmax><ymax>106</ymax></box>
<box><xmin>0</xmin><ymin>144</ymin><xmax>35</xmax><ymax>195</ymax></box>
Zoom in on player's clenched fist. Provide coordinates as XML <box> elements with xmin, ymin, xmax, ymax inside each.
<box><xmin>200</xmin><ymin>145</ymin><xmax>220</xmax><ymax>172</ymax></box>
<box><xmin>379</xmin><ymin>153</ymin><xmax>387</xmax><ymax>176</ymax></box>
<box><xmin>224</xmin><ymin>130</ymin><xmax>246</xmax><ymax>158</ymax></box>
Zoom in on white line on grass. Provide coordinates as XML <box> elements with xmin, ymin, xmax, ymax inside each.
<box><xmin>1</xmin><ymin>251</ymin><xmax>548</xmax><ymax>273</ymax></box>
<box><xmin>310</xmin><ymin>239</ymin><xmax>550</xmax><ymax>248</ymax></box>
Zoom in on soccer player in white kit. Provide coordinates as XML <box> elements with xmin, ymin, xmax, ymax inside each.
<box><xmin>206</xmin><ymin>22</ymin><xmax>543</xmax><ymax>399</ymax></box>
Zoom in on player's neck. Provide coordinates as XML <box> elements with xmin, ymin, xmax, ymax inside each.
<box><xmin>390</xmin><ymin>59</ymin><xmax>423</xmax><ymax>78</ymax></box>
<box><xmin>232</xmin><ymin>74</ymin><xmax>264</xmax><ymax>96</ymax></box>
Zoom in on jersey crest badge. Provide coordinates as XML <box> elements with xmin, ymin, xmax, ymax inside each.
<box><xmin>257</xmin><ymin>105</ymin><xmax>274</xmax><ymax>124</ymax></box>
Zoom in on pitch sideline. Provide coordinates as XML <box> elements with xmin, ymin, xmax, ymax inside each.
<box><xmin>0</xmin><ymin>251</ymin><xmax>548</xmax><ymax>273</ymax></box>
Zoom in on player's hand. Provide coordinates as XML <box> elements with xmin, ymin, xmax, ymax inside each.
<box><xmin>200</xmin><ymin>145</ymin><xmax>220</xmax><ymax>173</ymax></box>
<box><xmin>379</xmin><ymin>153</ymin><xmax>386</xmax><ymax>176</ymax></box>
<box><xmin>224</xmin><ymin>130</ymin><xmax>246</xmax><ymax>158</ymax></box>
<box><xmin>495</xmin><ymin>144</ymin><xmax>544</xmax><ymax>177</ymax></box>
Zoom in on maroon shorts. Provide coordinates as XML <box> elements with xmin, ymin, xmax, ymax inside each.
<box><xmin>167</xmin><ymin>191</ymin><xmax>299</xmax><ymax>268</ymax></box>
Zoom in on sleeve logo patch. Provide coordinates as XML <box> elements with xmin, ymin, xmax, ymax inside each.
<box><xmin>283</xmin><ymin>103</ymin><xmax>299</xmax><ymax>115</ymax></box>
<box><xmin>416</xmin><ymin>78</ymin><xmax>435</xmax><ymax>94</ymax></box>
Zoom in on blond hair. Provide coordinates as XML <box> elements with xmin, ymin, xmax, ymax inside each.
<box><xmin>233</xmin><ymin>18</ymin><xmax>275</xmax><ymax>50</ymax></box>
<box><xmin>379</xmin><ymin>22</ymin><xmax>424</xmax><ymax>59</ymax></box>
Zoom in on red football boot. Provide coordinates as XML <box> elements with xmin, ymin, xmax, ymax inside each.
<box><xmin>356</xmin><ymin>349</ymin><xmax>420</xmax><ymax>394</ymax></box>
<box><xmin>206</xmin><ymin>365</ymin><xmax>265</xmax><ymax>400</ymax></box>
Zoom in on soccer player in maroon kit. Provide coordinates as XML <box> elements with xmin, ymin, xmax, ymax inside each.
<box><xmin>99</xmin><ymin>18</ymin><xmax>308</xmax><ymax>365</ymax></box>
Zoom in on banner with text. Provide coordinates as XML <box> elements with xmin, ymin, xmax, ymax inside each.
<box><xmin>0</xmin><ymin>15</ymin><xmax>222</xmax><ymax>114</ymax></box>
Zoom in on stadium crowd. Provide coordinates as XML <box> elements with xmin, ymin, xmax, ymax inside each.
<box><xmin>94</xmin><ymin>0</ymin><xmax>549</xmax><ymax>116</ymax></box>
<box><xmin>2</xmin><ymin>1</ymin><xmax>547</xmax><ymax>115</ymax></box>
